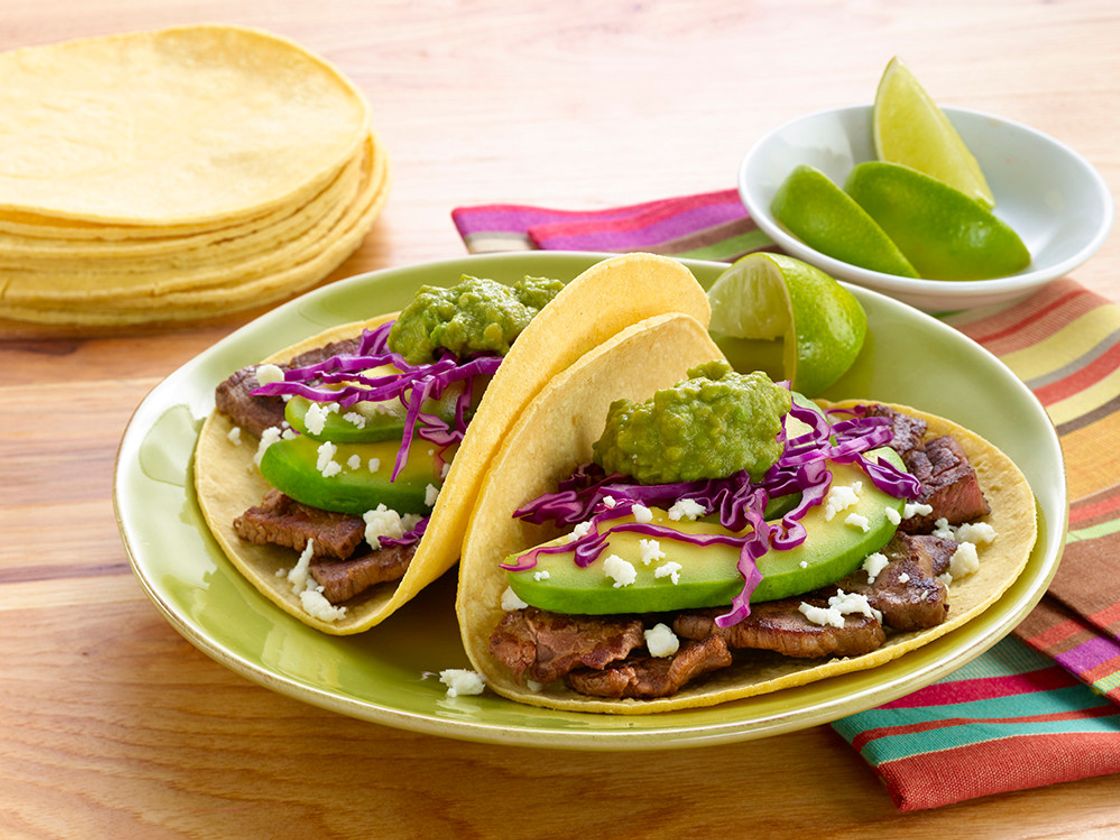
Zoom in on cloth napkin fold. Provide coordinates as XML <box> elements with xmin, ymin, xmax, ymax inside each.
<box><xmin>452</xmin><ymin>194</ymin><xmax>1120</xmax><ymax>810</ymax></box>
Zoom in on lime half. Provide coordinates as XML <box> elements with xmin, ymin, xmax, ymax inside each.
<box><xmin>874</xmin><ymin>57</ymin><xmax>995</xmax><ymax>208</ymax></box>
<box><xmin>771</xmin><ymin>164</ymin><xmax>918</xmax><ymax>277</ymax></box>
<box><xmin>707</xmin><ymin>253</ymin><xmax>867</xmax><ymax>397</ymax></box>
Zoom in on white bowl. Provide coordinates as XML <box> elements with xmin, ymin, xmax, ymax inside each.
<box><xmin>739</xmin><ymin>105</ymin><xmax>1114</xmax><ymax>311</ymax></box>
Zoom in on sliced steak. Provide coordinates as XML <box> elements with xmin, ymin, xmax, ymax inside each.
<box><xmin>565</xmin><ymin>635</ymin><xmax>732</xmax><ymax>699</ymax></box>
<box><xmin>233</xmin><ymin>490</ymin><xmax>364</xmax><ymax>560</ymax></box>
<box><xmin>215</xmin><ymin>337</ymin><xmax>362</xmax><ymax>437</ymax></box>
<box><xmin>836</xmin><ymin>533</ymin><xmax>956</xmax><ymax>631</ymax></box>
<box><xmin>310</xmin><ymin>544</ymin><xmax>415</xmax><ymax>603</ymax></box>
<box><xmin>865</xmin><ymin>404</ymin><xmax>928</xmax><ymax>458</ymax></box>
<box><xmin>216</xmin><ymin>367</ymin><xmax>285</xmax><ymax>437</ymax></box>
<box><xmin>674</xmin><ymin>600</ymin><xmax>885</xmax><ymax>659</ymax></box>
<box><xmin>489</xmin><ymin>608</ymin><xmax>645</xmax><ymax>684</ymax></box>
<box><xmin>903</xmin><ymin>435</ymin><xmax>990</xmax><ymax>531</ymax></box>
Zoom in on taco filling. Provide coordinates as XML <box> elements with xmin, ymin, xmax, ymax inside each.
<box><xmin>213</xmin><ymin>274</ymin><xmax>564</xmax><ymax>621</ymax></box>
<box><xmin>486</xmin><ymin>362</ymin><xmax>1000</xmax><ymax>700</ymax></box>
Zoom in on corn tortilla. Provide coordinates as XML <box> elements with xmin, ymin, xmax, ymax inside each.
<box><xmin>0</xmin><ymin>139</ymin><xmax>372</xmax><ymax>300</ymax></box>
<box><xmin>0</xmin><ymin>149</ymin><xmax>361</xmax><ymax>262</ymax></box>
<box><xmin>0</xmin><ymin>25</ymin><xmax>368</xmax><ymax>226</ymax></box>
<box><xmin>194</xmin><ymin>254</ymin><xmax>713</xmax><ymax>632</ymax></box>
<box><xmin>456</xmin><ymin>316</ymin><xmax>1039</xmax><ymax>713</ymax></box>
<box><xmin>0</xmin><ymin>136</ymin><xmax>387</xmax><ymax>324</ymax></box>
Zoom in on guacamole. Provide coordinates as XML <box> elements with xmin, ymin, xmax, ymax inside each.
<box><xmin>388</xmin><ymin>274</ymin><xmax>564</xmax><ymax>364</ymax></box>
<box><xmin>592</xmin><ymin>361</ymin><xmax>792</xmax><ymax>484</ymax></box>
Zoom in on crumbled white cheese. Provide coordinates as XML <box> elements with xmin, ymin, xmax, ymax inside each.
<box><xmin>526</xmin><ymin>680</ymin><xmax>543</xmax><ymax>693</ymax></box>
<box><xmin>571</xmin><ymin>520</ymin><xmax>593</xmax><ymax>540</ymax></box>
<box><xmin>845</xmin><ymin>513</ymin><xmax>871</xmax><ymax>533</ymax></box>
<box><xmin>799</xmin><ymin>602</ymin><xmax>843</xmax><ymax>628</ymax></box>
<box><xmin>938</xmin><ymin>572</ymin><xmax>954</xmax><ymax>587</ymax></box>
<box><xmin>603</xmin><ymin>554</ymin><xmax>637</xmax><ymax>588</ymax></box>
<box><xmin>304</xmin><ymin>402</ymin><xmax>333</xmax><ymax>436</ymax></box>
<box><xmin>954</xmin><ymin>521</ymin><xmax>998</xmax><ymax>546</ymax></box>
<box><xmin>440</xmin><ymin>462</ymin><xmax>451</xmax><ymax>479</ymax></box>
<box><xmin>644</xmin><ymin>623</ymin><xmax>680</xmax><ymax>658</ymax></box>
<box><xmin>902</xmin><ymin>502</ymin><xmax>934</xmax><ymax>520</ymax></box>
<box><xmin>898</xmin><ymin>572</ymin><xmax>911</xmax><ymax>584</ymax></box>
<box><xmin>342</xmin><ymin>411</ymin><xmax>367</xmax><ymax>429</ymax></box>
<box><xmin>800</xmin><ymin>589</ymin><xmax>883</xmax><ymax>628</ymax></box>
<box><xmin>287</xmin><ymin>539</ymin><xmax>315</xmax><ymax>593</ymax></box>
<box><xmin>368</xmin><ymin>457</ymin><xmax>381</xmax><ymax>473</ymax></box>
<box><xmin>638</xmin><ymin>538</ymin><xmax>665</xmax><ymax>566</ymax></box>
<box><xmin>254</xmin><ymin>426</ymin><xmax>282</xmax><ymax>465</ymax></box>
<box><xmin>274</xmin><ymin>567</ymin><xmax>287</xmax><ymax>578</ymax></box>
<box><xmin>347</xmin><ymin>454</ymin><xmax>361</xmax><ymax>471</ymax></box>
<box><xmin>363</xmin><ymin>503</ymin><xmax>408</xmax><ymax>549</ymax></box>
<box><xmin>829</xmin><ymin>589</ymin><xmax>882</xmax><ymax>621</ymax></box>
<box><xmin>427</xmin><ymin>449</ymin><xmax>434</xmax><ymax>456</ymax></box>
<box><xmin>281</xmin><ymin>394</ymin><xmax>293</xmax><ymax>402</ymax></box>
<box><xmin>654</xmin><ymin>561</ymin><xmax>682</xmax><ymax>585</ymax></box>
<box><xmin>425</xmin><ymin>483</ymin><xmax>440</xmax><ymax>507</ymax></box>
<box><xmin>799</xmin><ymin>560</ymin><xmax>808</xmax><ymax>569</ymax></box>
<box><xmin>255</xmin><ymin>363</ymin><xmax>285</xmax><ymax>386</ymax></box>
<box><xmin>299</xmin><ymin>588</ymin><xmax>347</xmax><ymax>622</ymax></box>
<box><xmin>280</xmin><ymin>420</ymin><xmax>290</xmax><ymax>430</ymax></box>
<box><xmin>949</xmin><ymin>542</ymin><xmax>980</xmax><ymax>579</ymax></box>
<box><xmin>439</xmin><ymin>669</ymin><xmax>485</xmax><ymax>697</ymax></box>
<box><xmin>315</xmin><ymin>441</ymin><xmax>338</xmax><ymax>473</ymax></box>
<box><xmin>862</xmin><ymin>552</ymin><xmax>889</xmax><ymax>584</ymax></box>
<box><xmin>501</xmin><ymin>586</ymin><xmax>528</xmax><ymax>611</ymax></box>
<box><xmin>824</xmin><ymin>481</ymin><xmax>862</xmax><ymax>521</ymax></box>
<box><xmin>602</xmin><ymin>495</ymin><xmax>617</xmax><ymax>509</ymax></box>
<box><xmin>281</xmin><ymin>428</ymin><xmax>298</xmax><ymax>440</ymax></box>
<box><xmin>884</xmin><ymin>506</ymin><xmax>901</xmax><ymax>526</ymax></box>
<box><xmin>932</xmin><ymin>517</ymin><xmax>955</xmax><ymax>540</ymax></box>
<box><xmin>668</xmin><ymin>498</ymin><xmax>706</xmax><ymax>521</ymax></box>
<box><xmin>227</xmin><ymin>426</ymin><xmax>242</xmax><ymax>445</ymax></box>
<box><xmin>401</xmin><ymin>513</ymin><xmax>423</xmax><ymax>533</ymax></box>
<box><xmin>320</xmin><ymin>461</ymin><xmax>341</xmax><ymax>478</ymax></box>
<box><xmin>533</xmin><ymin>570</ymin><xmax>551</xmax><ymax>582</ymax></box>
<box><xmin>631</xmin><ymin>503</ymin><xmax>653</xmax><ymax>524</ymax></box>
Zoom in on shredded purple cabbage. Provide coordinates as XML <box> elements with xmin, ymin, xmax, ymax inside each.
<box><xmin>508</xmin><ymin>400</ymin><xmax>923</xmax><ymax>627</ymax></box>
<box><xmin>380</xmin><ymin>515</ymin><xmax>429</xmax><ymax>548</ymax></box>
<box><xmin>251</xmin><ymin>321</ymin><xmax>500</xmax><ymax>480</ymax></box>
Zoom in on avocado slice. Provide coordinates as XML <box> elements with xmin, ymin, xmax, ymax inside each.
<box><xmin>258</xmin><ymin>435</ymin><xmax>446</xmax><ymax>515</ymax></box>
<box><xmin>507</xmin><ymin>452</ymin><xmax>904</xmax><ymax>614</ymax></box>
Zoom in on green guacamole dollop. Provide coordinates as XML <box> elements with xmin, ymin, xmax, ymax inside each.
<box><xmin>592</xmin><ymin>361</ymin><xmax>792</xmax><ymax>484</ymax></box>
<box><xmin>387</xmin><ymin>274</ymin><xmax>564</xmax><ymax>364</ymax></box>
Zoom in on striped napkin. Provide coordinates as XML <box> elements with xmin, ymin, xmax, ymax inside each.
<box><xmin>452</xmin><ymin>194</ymin><xmax>1120</xmax><ymax>810</ymax></box>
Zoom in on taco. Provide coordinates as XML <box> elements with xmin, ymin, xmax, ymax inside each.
<box><xmin>456</xmin><ymin>312</ymin><xmax>1037</xmax><ymax>712</ymax></box>
<box><xmin>194</xmin><ymin>253</ymin><xmax>710</xmax><ymax>634</ymax></box>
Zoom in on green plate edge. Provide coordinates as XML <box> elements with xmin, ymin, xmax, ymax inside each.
<box><xmin>113</xmin><ymin>251</ymin><xmax>1067</xmax><ymax>751</ymax></box>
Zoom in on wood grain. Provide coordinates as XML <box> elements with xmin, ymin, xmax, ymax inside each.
<box><xmin>1</xmin><ymin>1</ymin><xmax>1118</xmax><ymax>837</ymax></box>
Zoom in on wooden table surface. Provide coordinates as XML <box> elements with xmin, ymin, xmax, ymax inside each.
<box><xmin>3</xmin><ymin>1</ymin><xmax>1118</xmax><ymax>837</ymax></box>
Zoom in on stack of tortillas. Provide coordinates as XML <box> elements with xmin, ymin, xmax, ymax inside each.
<box><xmin>0</xmin><ymin>25</ymin><xmax>387</xmax><ymax>327</ymax></box>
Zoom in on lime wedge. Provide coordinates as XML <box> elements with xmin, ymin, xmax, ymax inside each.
<box><xmin>845</xmin><ymin>161</ymin><xmax>1030</xmax><ymax>280</ymax></box>
<box><xmin>771</xmin><ymin>164</ymin><xmax>919</xmax><ymax>277</ymax></box>
<box><xmin>707</xmin><ymin>253</ymin><xmax>867</xmax><ymax>397</ymax></box>
<box><xmin>874</xmin><ymin>57</ymin><xmax>995</xmax><ymax>208</ymax></box>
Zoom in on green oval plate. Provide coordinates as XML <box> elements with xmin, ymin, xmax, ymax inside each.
<box><xmin>114</xmin><ymin>252</ymin><xmax>1066</xmax><ymax>750</ymax></box>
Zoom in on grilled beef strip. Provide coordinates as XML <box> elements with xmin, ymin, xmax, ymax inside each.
<box><xmin>832</xmin><ymin>533</ymin><xmax>956</xmax><ymax>631</ymax></box>
<box><xmin>489</xmin><ymin>608</ymin><xmax>645</xmax><ymax>684</ymax></box>
<box><xmin>902</xmin><ymin>435</ymin><xmax>990</xmax><ymax>531</ymax></box>
<box><xmin>215</xmin><ymin>337</ymin><xmax>362</xmax><ymax>437</ymax></box>
<box><xmin>565</xmin><ymin>635</ymin><xmax>732</xmax><ymax>699</ymax></box>
<box><xmin>234</xmin><ymin>490</ymin><xmax>365</xmax><ymax>560</ymax></box>
<box><xmin>673</xmin><ymin>599</ymin><xmax>886</xmax><ymax>658</ymax></box>
<box><xmin>310</xmin><ymin>544</ymin><xmax>415</xmax><ymax>603</ymax></box>
<box><xmin>865</xmin><ymin>404</ymin><xmax>928</xmax><ymax>459</ymax></box>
